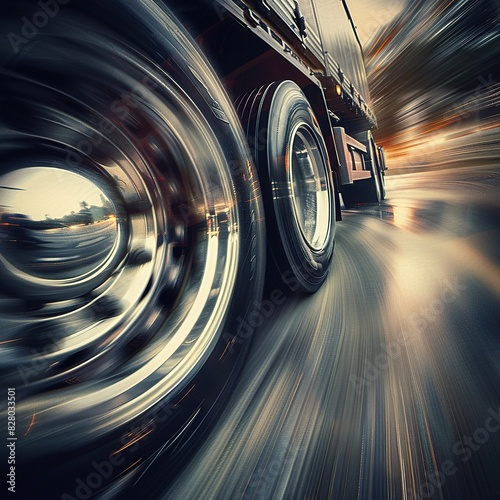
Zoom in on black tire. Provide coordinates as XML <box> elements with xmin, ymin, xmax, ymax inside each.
<box><xmin>239</xmin><ymin>81</ymin><xmax>336</xmax><ymax>293</ymax></box>
<box><xmin>341</xmin><ymin>132</ymin><xmax>383</xmax><ymax>207</ymax></box>
<box><xmin>0</xmin><ymin>1</ymin><xmax>264</xmax><ymax>497</ymax></box>
<box><xmin>340</xmin><ymin>170</ymin><xmax>381</xmax><ymax>207</ymax></box>
<box><xmin>370</xmin><ymin>135</ymin><xmax>386</xmax><ymax>200</ymax></box>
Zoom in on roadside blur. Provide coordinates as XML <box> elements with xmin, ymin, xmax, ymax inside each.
<box><xmin>364</xmin><ymin>0</ymin><xmax>500</xmax><ymax>173</ymax></box>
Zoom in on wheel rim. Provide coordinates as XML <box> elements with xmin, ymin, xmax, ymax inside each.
<box><xmin>238</xmin><ymin>80</ymin><xmax>335</xmax><ymax>293</ymax></box>
<box><xmin>0</xmin><ymin>166</ymin><xmax>127</xmax><ymax>301</ymax></box>
<box><xmin>288</xmin><ymin>123</ymin><xmax>332</xmax><ymax>251</ymax></box>
<box><xmin>0</xmin><ymin>8</ymin><xmax>241</xmax><ymax>456</ymax></box>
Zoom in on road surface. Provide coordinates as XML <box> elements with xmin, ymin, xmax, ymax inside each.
<box><xmin>161</xmin><ymin>165</ymin><xmax>500</xmax><ymax>500</ymax></box>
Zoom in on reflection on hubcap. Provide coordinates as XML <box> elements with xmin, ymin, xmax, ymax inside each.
<box><xmin>289</xmin><ymin>124</ymin><xmax>331</xmax><ymax>251</ymax></box>
<box><xmin>0</xmin><ymin>4</ymin><xmax>242</xmax><ymax>463</ymax></box>
<box><xmin>0</xmin><ymin>167</ymin><xmax>126</xmax><ymax>300</ymax></box>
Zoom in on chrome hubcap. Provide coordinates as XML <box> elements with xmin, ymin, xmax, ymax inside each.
<box><xmin>289</xmin><ymin>124</ymin><xmax>331</xmax><ymax>251</ymax></box>
<box><xmin>0</xmin><ymin>166</ymin><xmax>127</xmax><ymax>300</ymax></box>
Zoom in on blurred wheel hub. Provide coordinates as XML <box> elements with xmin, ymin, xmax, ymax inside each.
<box><xmin>0</xmin><ymin>166</ymin><xmax>128</xmax><ymax>300</ymax></box>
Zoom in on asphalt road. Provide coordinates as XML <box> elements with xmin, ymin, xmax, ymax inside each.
<box><xmin>163</xmin><ymin>165</ymin><xmax>500</xmax><ymax>500</ymax></box>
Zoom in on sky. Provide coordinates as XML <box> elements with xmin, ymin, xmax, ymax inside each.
<box><xmin>346</xmin><ymin>0</ymin><xmax>407</xmax><ymax>46</ymax></box>
<box><xmin>347</xmin><ymin>0</ymin><xmax>500</xmax><ymax>171</ymax></box>
<box><xmin>0</xmin><ymin>168</ymin><xmax>105</xmax><ymax>221</ymax></box>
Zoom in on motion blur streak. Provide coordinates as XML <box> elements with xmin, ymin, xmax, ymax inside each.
<box><xmin>162</xmin><ymin>166</ymin><xmax>499</xmax><ymax>500</ymax></box>
<box><xmin>364</xmin><ymin>0</ymin><xmax>500</xmax><ymax>172</ymax></box>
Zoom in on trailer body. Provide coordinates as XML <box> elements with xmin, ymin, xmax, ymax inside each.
<box><xmin>179</xmin><ymin>0</ymin><xmax>387</xmax><ymax>206</ymax></box>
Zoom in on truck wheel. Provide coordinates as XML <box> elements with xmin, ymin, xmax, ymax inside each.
<box><xmin>370</xmin><ymin>135</ymin><xmax>386</xmax><ymax>200</ymax></box>
<box><xmin>240</xmin><ymin>81</ymin><xmax>335</xmax><ymax>293</ymax></box>
<box><xmin>340</xmin><ymin>165</ymin><xmax>382</xmax><ymax>206</ymax></box>
<box><xmin>379</xmin><ymin>165</ymin><xmax>387</xmax><ymax>200</ymax></box>
<box><xmin>341</xmin><ymin>134</ymin><xmax>383</xmax><ymax>207</ymax></box>
<box><xmin>378</xmin><ymin>167</ymin><xmax>387</xmax><ymax>200</ymax></box>
<box><xmin>0</xmin><ymin>1</ymin><xmax>264</xmax><ymax>496</ymax></box>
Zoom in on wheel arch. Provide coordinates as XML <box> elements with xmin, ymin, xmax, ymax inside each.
<box><xmin>170</xmin><ymin>0</ymin><xmax>343</xmax><ymax>221</ymax></box>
